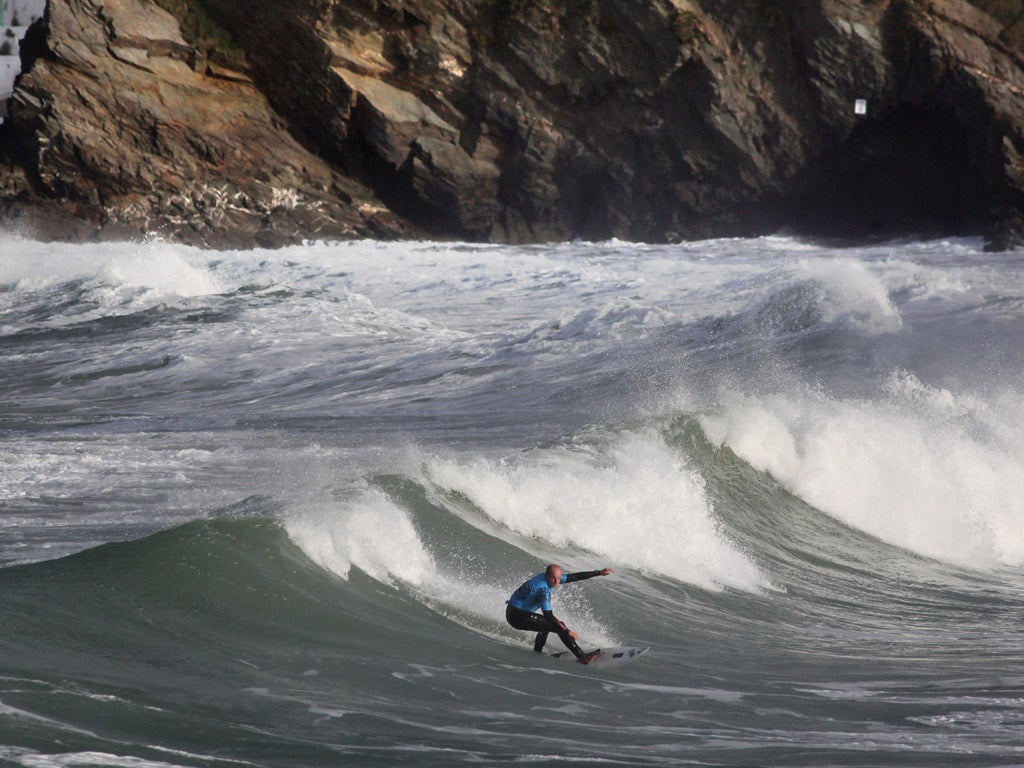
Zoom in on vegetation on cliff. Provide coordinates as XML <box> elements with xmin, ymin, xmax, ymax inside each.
<box><xmin>150</xmin><ymin>0</ymin><xmax>245</xmax><ymax>70</ymax></box>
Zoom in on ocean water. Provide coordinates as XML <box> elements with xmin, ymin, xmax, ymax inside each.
<box><xmin>2</xmin><ymin>235</ymin><xmax>1024</xmax><ymax>767</ymax></box>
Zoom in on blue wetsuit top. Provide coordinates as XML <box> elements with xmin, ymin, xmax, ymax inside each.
<box><xmin>507</xmin><ymin>570</ymin><xmax>604</xmax><ymax>614</ymax></box>
<box><xmin>507</xmin><ymin>572</ymin><xmax>567</xmax><ymax>613</ymax></box>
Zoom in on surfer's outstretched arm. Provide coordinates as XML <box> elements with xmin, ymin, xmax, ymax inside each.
<box><xmin>564</xmin><ymin>567</ymin><xmax>613</xmax><ymax>583</ymax></box>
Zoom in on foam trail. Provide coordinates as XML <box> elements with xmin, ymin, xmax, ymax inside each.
<box><xmin>0</xmin><ymin>749</ymin><xmax>194</xmax><ymax>768</ymax></box>
<box><xmin>425</xmin><ymin>430</ymin><xmax>767</xmax><ymax>592</ymax></box>
<box><xmin>700</xmin><ymin>373</ymin><xmax>1024</xmax><ymax>568</ymax></box>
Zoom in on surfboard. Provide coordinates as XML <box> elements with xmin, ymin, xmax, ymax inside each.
<box><xmin>550</xmin><ymin>646</ymin><xmax>649</xmax><ymax>668</ymax></box>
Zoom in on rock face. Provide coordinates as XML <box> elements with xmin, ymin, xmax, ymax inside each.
<box><xmin>2</xmin><ymin>0</ymin><xmax>1024</xmax><ymax>247</ymax></box>
<box><xmin>0</xmin><ymin>0</ymin><xmax>417</xmax><ymax>245</ymax></box>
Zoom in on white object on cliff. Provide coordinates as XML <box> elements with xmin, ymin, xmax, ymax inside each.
<box><xmin>854</xmin><ymin>99</ymin><xmax>868</xmax><ymax>115</ymax></box>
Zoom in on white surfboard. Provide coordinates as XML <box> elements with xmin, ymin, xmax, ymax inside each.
<box><xmin>550</xmin><ymin>646</ymin><xmax>649</xmax><ymax>668</ymax></box>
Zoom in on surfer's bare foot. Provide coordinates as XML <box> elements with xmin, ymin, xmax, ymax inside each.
<box><xmin>578</xmin><ymin>651</ymin><xmax>599</xmax><ymax>665</ymax></box>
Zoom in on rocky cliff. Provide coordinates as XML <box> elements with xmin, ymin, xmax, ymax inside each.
<box><xmin>2</xmin><ymin>0</ymin><xmax>1024</xmax><ymax>248</ymax></box>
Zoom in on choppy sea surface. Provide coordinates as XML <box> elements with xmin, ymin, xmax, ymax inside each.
<box><xmin>2</xmin><ymin>235</ymin><xmax>1024</xmax><ymax>767</ymax></box>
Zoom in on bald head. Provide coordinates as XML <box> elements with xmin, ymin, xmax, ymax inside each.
<box><xmin>545</xmin><ymin>564</ymin><xmax>563</xmax><ymax>587</ymax></box>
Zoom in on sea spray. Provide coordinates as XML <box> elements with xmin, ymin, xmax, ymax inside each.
<box><xmin>699</xmin><ymin>374</ymin><xmax>1024</xmax><ymax>569</ymax></box>
<box><xmin>0</xmin><ymin>239</ymin><xmax>222</xmax><ymax>300</ymax></box>
<box><xmin>793</xmin><ymin>257</ymin><xmax>903</xmax><ymax>334</ymax></box>
<box><xmin>283</xmin><ymin>479</ymin><xmax>619</xmax><ymax>645</ymax></box>
<box><xmin>423</xmin><ymin>429</ymin><xmax>767</xmax><ymax>592</ymax></box>
<box><xmin>5</xmin><ymin>235</ymin><xmax>1024</xmax><ymax>767</ymax></box>
<box><xmin>286</xmin><ymin>486</ymin><xmax>436</xmax><ymax>586</ymax></box>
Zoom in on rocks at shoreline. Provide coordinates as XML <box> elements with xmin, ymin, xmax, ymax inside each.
<box><xmin>1</xmin><ymin>0</ymin><xmax>1024</xmax><ymax>249</ymax></box>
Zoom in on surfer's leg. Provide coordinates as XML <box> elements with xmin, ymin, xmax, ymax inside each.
<box><xmin>506</xmin><ymin>604</ymin><xmax>555</xmax><ymax>631</ymax></box>
<box><xmin>506</xmin><ymin>605</ymin><xmax>587</xmax><ymax>659</ymax></box>
<box><xmin>507</xmin><ymin>605</ymin><xmax>564</xmax><ymax>654</ymax></box>
<box><xmin>552</xmin><ymin>625</ymin><xmax>586</xmax><ymax>659</ymax></box>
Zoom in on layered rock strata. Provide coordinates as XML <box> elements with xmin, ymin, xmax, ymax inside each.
<box><xmin>1</xmin><ymin>0</ymin><xmax>1023</xmax><ymax>248</ymax></box>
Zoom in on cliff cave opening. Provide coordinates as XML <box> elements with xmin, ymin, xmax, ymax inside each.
<box><xmin>787</xmin><ymin>105</ymin><xmax>993</xmax><ymax>241</ymax></box>
<box><xmin>560</xmin><ymin>167</ymin><xmax>614</xmax><ymax>242</ymax></box>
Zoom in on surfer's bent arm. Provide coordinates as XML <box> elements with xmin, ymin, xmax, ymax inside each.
<box><xmin>543</xmin><ymin>609</ymin><xmax>575</xmax><ymax>638</ymax></box>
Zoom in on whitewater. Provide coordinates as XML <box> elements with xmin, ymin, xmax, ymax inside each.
<box><xmin>2</xmin><ymin>234</ymin><xmax>1024</xmax><ymax>767</ymax></box>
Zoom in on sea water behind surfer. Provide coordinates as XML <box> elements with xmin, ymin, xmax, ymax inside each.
<box><xmin>505</xmin><ymin>564</ymin><xmax>612</xmax><ymax>664</ymax></box>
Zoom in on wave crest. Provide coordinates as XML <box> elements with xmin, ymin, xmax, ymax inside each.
<box><xmin>425</xmin><ymin>430</ymin><xmax>767</xmax><ymax>592</ymax></box>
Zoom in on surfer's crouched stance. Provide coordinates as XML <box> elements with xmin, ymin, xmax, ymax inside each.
<box><xmin>506</xmin><ymin>564</ymin><xmax>613</xmax><ymax>664</ymax></box>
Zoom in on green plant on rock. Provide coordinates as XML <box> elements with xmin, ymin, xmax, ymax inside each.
<box><xmin>674</xmin><ymin>10</ymin><xmax>702</xmax><ymax>45</ymax></box>
<box><xmin>152</xmin><ymin>0</ymin><xmax>247</xmax><ymax>70</ymax></box>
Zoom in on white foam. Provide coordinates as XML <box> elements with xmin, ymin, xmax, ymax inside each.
<box><xmin>424</xmin><ymin>430</ymin><xmax>767</xmax><ymax>592</ymax></box>
<box><xmin>0</xmin><ymin>748</ymin><xmax>202</xmax><ymax>767</ymax></box>
<box><xmin>794</xmin><ymin>257</ymin><xmax>902</xmax><ymax>334</ymax></box>
<box><xmin>283</xmin><ymin>484</ymin><xmax>592</xmax><ymax>640</ymax></box>
<box><xmin>285</xmin><ymin>486</ymin><xmax>436</xmax><ymax>586</ymax></box>
<box><xmin>0</xmin><ymin>239</ymin><xmax>221</xmax><ymax>300</ymax></box>
<box><xmin>700</xmin><ymin>374</ymin><xmax>1024</xmax><ymax>568</ymax></box>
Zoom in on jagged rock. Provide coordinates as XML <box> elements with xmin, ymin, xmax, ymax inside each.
<box><xmin>1</xmin><ymin>0</ymin><xmax>1024</xmax><ymax>247</ymax></box>
<box><xmin>0</xmin><ymin>0</ymin><xmax>415</xmax><ymax>244</ymax></box>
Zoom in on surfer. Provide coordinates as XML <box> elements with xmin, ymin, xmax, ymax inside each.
<box><xmin>506</xmin><ymin>564</ymin><xmax>613</xmax><ymax>664</ymax></box>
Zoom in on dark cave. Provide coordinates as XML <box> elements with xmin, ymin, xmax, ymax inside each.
<box><xmin>786</xmin><ymin>105</ymin><xmax>995</xmax><ymax>241</ymax></box>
